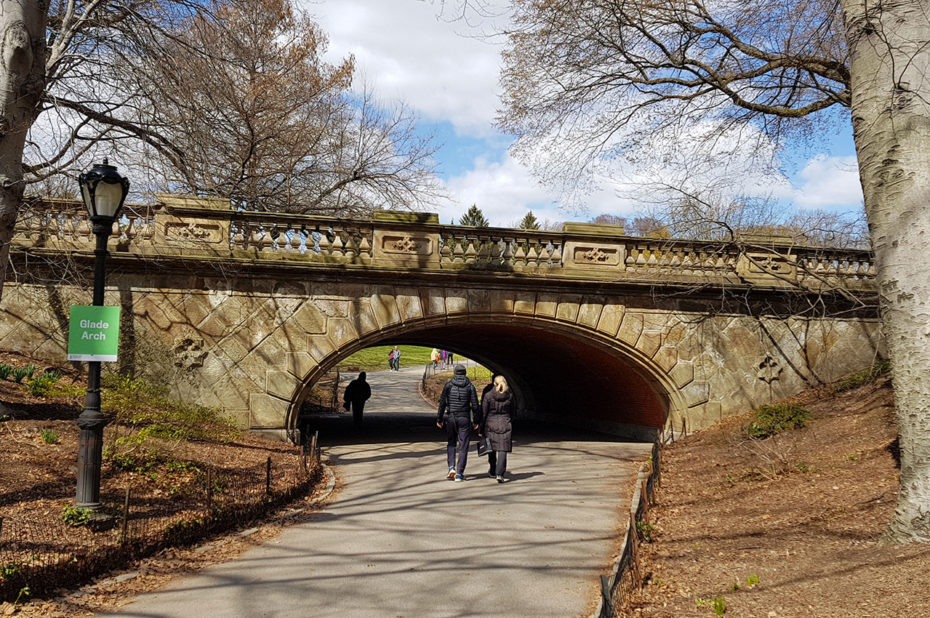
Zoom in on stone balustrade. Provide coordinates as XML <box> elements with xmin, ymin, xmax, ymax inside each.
<box><xmin>11</xmin><ymin>196</ymin><xmax>877</xmax><ymax>292</ymax></box>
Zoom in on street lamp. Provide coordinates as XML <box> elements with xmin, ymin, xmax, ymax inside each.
<box><xmin>75</xmin><ymin>158</ymin><xmax>129</xmax><ymax>513</ymax></box>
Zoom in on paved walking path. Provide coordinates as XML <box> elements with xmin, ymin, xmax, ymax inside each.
<box><xmin>109</xmin><ymin>366</ymin><xmax>651</xmax><ymax>617</ymax></box>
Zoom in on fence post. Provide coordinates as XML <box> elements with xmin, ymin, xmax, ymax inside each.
<box><xmin>207</xmin><ymin>466</ymin><xmax>214</xmax><ymax>513</ymax></box>
<box><xmin>121</xmin><ymin>487</ymin><xmax>131</xmax><ymax>543</ymax></box>
<box><xmin>266</xmin><ymin>456</ymin><xmax>272</xmax><ymax>495</ymax></box>
<box><xmin>310</xmin><ymin>430</ymin><xmax>319</xmax><ymax>466</ymax></box>
<box><xmin>600</xmin><ymin>574</ymin><xmax>614</xmax><ymax>617</ymax></box>
<box><xmin>0</xmin><ymin>515</ymin><xmax>3</xmax><ymax>541</ymax></box>
<box><xmin>629</xmin><ymin>514</ymin><xmax>641</xmax><ymax>589</ymax></box>
<box><xmin>332</xmin><ymin>370</ymin><xmax>340</xmax><ymax>411</ymax></box>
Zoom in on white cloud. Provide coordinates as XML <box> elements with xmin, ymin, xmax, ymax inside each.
<box><xmin>308</xmin><ymin>0</ymin><xmax>508</xmax><ymax>137</ymax></box>
<box><xmin>792</xmin><ymin>155</ymin><xmax>863</xmax><ymax>209</ymax></box>
<box><xmin>439</xmin><ymin>154</ymin><xmax>642</xmax><ymax>227</ymax></box>
<box><xmin>309</xmin><ymin>0</ymin><xmax>864</xmax><ymax>222</ymax></box>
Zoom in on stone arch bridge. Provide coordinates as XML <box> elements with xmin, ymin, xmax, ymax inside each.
<box><xmin>1</xmin><ymin>196</ymin><xmax>881</xmax><ymax>441</ymax></box>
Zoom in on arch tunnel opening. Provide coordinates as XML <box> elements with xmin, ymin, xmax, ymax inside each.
<box><xmin>290</xmin><ymin>318</ymin><xmax>671</xmax><ymax>443</ymax></box>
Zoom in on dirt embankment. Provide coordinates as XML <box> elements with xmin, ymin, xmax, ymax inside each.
<box><xmin>626</xmin><ymin>376</ymin><xmax>930</xmax><ymax>617</ymax></box>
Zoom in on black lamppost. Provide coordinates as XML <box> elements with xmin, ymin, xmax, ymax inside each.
<box><xmin>75</xmin><ymin>159</ymin><xmax>130</xmax><ymax>512</ymax></box>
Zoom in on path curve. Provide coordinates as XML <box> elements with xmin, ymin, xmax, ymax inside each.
<box><xmin>110</xmin><ymin>366</ymin><xmax>650</xmax><ymax>617</ymax></box>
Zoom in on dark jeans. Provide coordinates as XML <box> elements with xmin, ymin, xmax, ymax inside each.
<box><xmin>488</xmin><ymin>450</ymin><xmax>508</xmax><ymax>476</ymax></box>
<box><xmin>445</xmin><ymin>415</ymin><xmax>471</xmax><ymax>475</ymax></box>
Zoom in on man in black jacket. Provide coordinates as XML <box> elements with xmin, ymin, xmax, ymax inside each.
<box><xmin>436</xmin><ymin>364</ymin><xmax>480</xmax><ymax>482</ymax></box>
<box><xmin>344</xmin><ymin>372</ymin><xmax>372</xmax><ymax>428</ymax></box>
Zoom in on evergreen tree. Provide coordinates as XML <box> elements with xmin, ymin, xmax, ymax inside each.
<box><xmin>519</xmin><ymin>211</ymin><xmax>540</xmax><ymax>230</ymax></box>
<box><xmin>458</xmin><ymin>204</ymin><xmax>490</xmax><ymax>227</ymax></box>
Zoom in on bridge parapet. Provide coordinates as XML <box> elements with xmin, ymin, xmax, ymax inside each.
<box><xmin>13</xmin><ymin>196</ymin><xmax>877</xmax><ymax>293</ymax></box>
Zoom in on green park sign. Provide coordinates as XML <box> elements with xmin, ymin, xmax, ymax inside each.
<box><xmin>68</xmin><ymin>305</ymin><xmax>121</xmax><ymax>362</ymax></box>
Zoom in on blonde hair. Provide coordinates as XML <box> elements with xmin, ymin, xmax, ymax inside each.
<box><xmin>494</xmin><ymin>375</ymin><xmax>509</xmax><ymax>393</ymax></box>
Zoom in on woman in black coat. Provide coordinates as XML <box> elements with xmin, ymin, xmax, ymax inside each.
<box><xmin>481</xmin><ymin>375</ymin><xmax>514</xmax><ymax>483</ymax></box>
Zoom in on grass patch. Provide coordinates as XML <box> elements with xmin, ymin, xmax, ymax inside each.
<box><xmin>834</xmin><ymin>360</ymin><xmax>891</xmax><ymax>392</ymax></box>
<box><xmin>431</xmin><ymin>365</ymin><xmax>493</xmax><ymax>381</ymax></box>
<box><xmin>40</xmin><ymin>429</ymin><xmax>59</xmax><ymax>444</ymax></box>
<box><xmin>746</xmin><ymin>403</ymin><xmax>810</xmax><ymax>439</ymax></box>
<box><xmin>337</xmin><ymin>345</ymin><xmax>438</xmax><ymax>371</ymax></box>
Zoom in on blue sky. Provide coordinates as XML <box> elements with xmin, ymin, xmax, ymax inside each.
<box><xmin>309</xmin><ymin>0</ymin><xmax>864</xmax><ymax>228</ymax></box>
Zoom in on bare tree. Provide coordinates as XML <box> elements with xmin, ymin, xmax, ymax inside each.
<box><xmin>497</xmin><ymin>0</ymin><xmax>930</xmax><ymax>542</ymax></box>
<box><xmin>0</xmin><ymin>0</ymin><xmax>214</xmax><ymax>299</ymax></box>
<box><xmin>121</xmin><ymin>0</ymin><xmax>440</xmax><ymax>215</ymax></box>
<box><xmin>0</xmin><ymin>0</ymin><xmax>441</xmax><ymax>298</ymax></box>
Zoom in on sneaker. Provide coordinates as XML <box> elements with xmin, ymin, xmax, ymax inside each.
<box><xmin>496</xmin><ymin>475</ymin><xmax>504</xmax><ymax>483</ymax></box>
<box><xmin>488</xmin><ymin>471</ymin><xmax>496</xmax><ymax>478</ymax></box>
<box><xmin>447</xmin><ymin>468</ymin><xmax>456</xmax><ymax>480</ymax></box>
<box><xmin>454</xmin><ymin>474</ymin><xmax>464</xmax><ymax>482</ymax></box>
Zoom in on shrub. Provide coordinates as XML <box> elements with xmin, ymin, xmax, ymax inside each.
<box><xmin>40</xmin><ymin>429</ymin><xmax>59</xmax><ymax>444</ymax></box>
<box><xmin>102</xmin><ymin>373</ymin><xmax>239</xmax><ymax>443</ymax></box>
<box><xmin>61</xmin><ymin>505</ymin><xmax>92</xmax><ymax>527</ymax></box>
<box><xmin>834</xmin><ymin>360</ymin><xmax>892</xmax><ymax>392</ymax></box>
<box><xmin>636</xmin><ymin>521</ymin><xmax>657</xmax><ymax>542</ymax></box>
<box><xmin>0</xmin><ymin>364</ymin><xmax>11</xmax><ymax>379</ymax></box>
<box><xmin>27</xmin><ymin>372</ymin><xmax>61</xmax><ymax>397</ymax></box>
<box><xmin>746</xmin><ymin>404</ymin><xmax>810</xmax><ymax>439</ymax></box>
<box><xmin>1</xmin><ymin>561</ymin><xmax>22</xmax><ymax>579</ymax></box>
<box><xmin>10</xmin><ymin>366</ymin><xmax>30</xmax><ymax>383</ymax></box>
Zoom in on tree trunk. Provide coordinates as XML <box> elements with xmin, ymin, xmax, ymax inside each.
<box><xmin>842</xmin><ymin>0</ymin><xmax>930</xmax><ymax>542</ymax></box>
<box><xmin>0</xmin><ymin>1</ymin><xmax>47</xmax><ymax>300</ymax></box>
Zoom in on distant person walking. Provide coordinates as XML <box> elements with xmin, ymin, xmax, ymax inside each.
<box><xmin>436</xmin><ymin>364</ymin><xmax>479</xmax><ymax>482</ymax></box>
<box><xmin>430</xmin><ymin>348</ymin><xmax>440</xmax><ymax>369</ymax></box>
<box><xmin>440</xmin><ymin>349</ymin><xmax>447</xmax><ymax>369</ymax></box>
<box><xmin>390</xmin><ymin>346</ymin><xmax>402</xmax><ymax>371</ymax></box>
<box><xmin>481</xmin><ymin>375</ymin><xmax>514</xmax><ymax>483</ymax></box>
<box><xmin>387</xmin><ymin>348</ymin><xmax>394</xmax><ymax>371</ymax></box>
<box><xmin>343</xmin><ymin>372</ymin><xmax>372</xmax><ymax>428</ymax></box>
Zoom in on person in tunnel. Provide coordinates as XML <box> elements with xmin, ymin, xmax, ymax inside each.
<box><xmin>436</xmin><ymin>364</ymin><xmax>480</xmax><ymax>482</ymax></box>
<box><xmin>343</xmin><ymin>372</ymin><xmax>372</xmax><ymax>428</ymax></box>
<box><xmin>481</xmin><ymin>375</ymin><xmax>514</xmax><ymax>483</ymax></box>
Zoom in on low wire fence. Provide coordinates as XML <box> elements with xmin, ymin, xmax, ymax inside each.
<box><xmin>0</xmin><ymin>441</ymin><xmax>322</xmax><ymax>603</ymax></box>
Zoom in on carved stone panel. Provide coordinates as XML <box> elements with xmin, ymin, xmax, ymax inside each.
<box><xmin>164</xmin><ymin>221</ymin><xmax>225</xmax><ymax>243</ymax></box>
<box><xmin>371</xmin><ymin>229</ymin><xmax>440</xmax><ymax>267</ymax></box>
<box><xmin>573</xmin><ymin>246</ymin><xmax>621</xmax><ymax>265</ymax></box>
<box><xmin>174</xmin><ymin>337</ymin><xmax>208</xmax><ymax>369</ymax></box>
<box><xmin>563</xmin><ymin>240</ymin><xmax>625</xmax><ymax>275</ymax></box>
<box><xmin>380</xmin><ymin>234</ymin><xmax>433</xmax><ymax>255</ymax></box>
<box><xmin>737</xmin><ymin>252</ymin><xmax>798</xmax><ymax>285</ymax></box>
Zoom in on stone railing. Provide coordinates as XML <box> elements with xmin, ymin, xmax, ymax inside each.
<box><xmin>11</xmin><ymin>196</ymin><xmax>877</xmax><ymax>292</ymax></box>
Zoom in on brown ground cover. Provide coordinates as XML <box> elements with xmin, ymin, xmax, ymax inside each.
<box><xmin>625</xmin><ymin>375</ymin><xmax>930</xmax><ymax>617</ymax></box>
<box><xmin>0</xmin><ymin>352</ymin><xmax>321</xmax><ymax>613</ymax></box>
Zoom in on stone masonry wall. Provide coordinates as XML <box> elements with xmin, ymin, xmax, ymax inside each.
<box><xmin>0</xmin><ymin>274</ymin><xmax>883</xmax><ymax>440</ymax></box>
